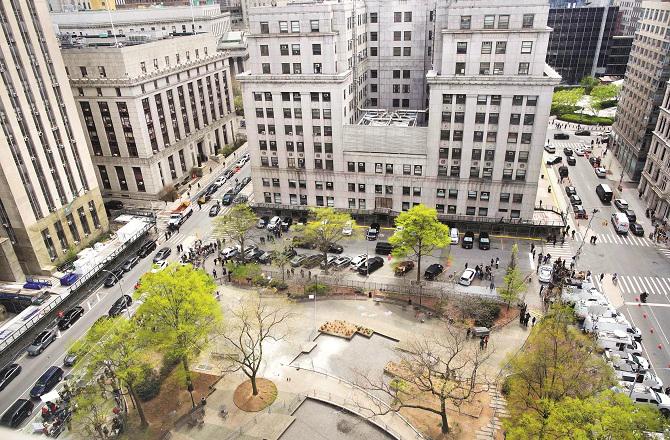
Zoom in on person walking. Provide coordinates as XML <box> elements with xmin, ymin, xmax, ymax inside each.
<box><xmin>531</xmin><ymin>317</ymin><xmax>536</xmax><ymax>327</ymax></box>
<box><xmin>495</xmin><ymin>257</ymin><xmax>499</xmax><ymax>269</ymax></box>
<box><xmin>479</xmin><ymin>337</ymin><xmax>485</xmax><ymax>351</ymax></box>
<box><xmin>571</xmin><ymin>230</ymin><xmax>576</xmax><ymax>239</ymax></box>
<box><xmin>483</xmin><ymin>335</ymin><xmax>489</xmax><ymax>349</ymax></box>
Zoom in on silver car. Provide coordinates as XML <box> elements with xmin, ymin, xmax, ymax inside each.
<box><xmin>27</xmin><ymin>328</ymin><xmax>58</xmax><ymax>356</ymax></box>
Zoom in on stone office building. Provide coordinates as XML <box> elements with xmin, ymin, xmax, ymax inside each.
<box><xmin>61</xmin><ymin>33</ymin><xmax>236</xmax><ymax>203</ymax></box>
<box><xmin>239</xmin><ymin>0</ymin><xmax>559</xmax><ymax>223</ymax></box>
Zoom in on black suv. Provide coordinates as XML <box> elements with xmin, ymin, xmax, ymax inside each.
<box><xmin>30</xmin><ymin>366</ymin><xmax>63</xmax><ymax>399</ymax></box>
<box><xmin>358</xmin><ymin>256</ymin><xmax>384</xmax><ymax>275</ymax></box>
<box><xmin>462</xmin><ymin>231</ymin><xmax>475</xmax><ymax>249</ymax></box>
<box><xmin>222</xmin><ymin>191</ymin><xmax>234</xmax><ymax>205</ymax></box>
<box><xmin>1</xmin><ymin>399</ymin><xmax>34</xmax><ymax>428</ymax></box>
<box><xmin>57</xmin><ymin>306</ymin><xmax>84</xmax><ymax>330</ymax></box>
<box><xmin>553</xmin><ymin>132</ymin><xmax>570</xmax><ymax>140</ymax></box>
<box><xmin>108</xmin><ymin>295</ymin><xmax>132</xmax><ymax>317</ymax></box>
<box><xmin>424</xmin><ymin>264</ymin><xmax>444</xmax><ymax>280</ymax></box>
<box><xmin>366</xmin><ymin>223</ymin><xmax>381</xmax><ymax>241</ymax></box>
<box><xmin>137</xmin><ymin>240</ymin><xmax>157</xmax><ymax>258</ymax></box>
<box><xmin>478</xmin><ymin>232</ymin><xmax>491</xmax><ymax>250</ymax></box>
<box><xmin>103</xmin><ymin>268</ymin><xmax>124</xmax><ymax>287</ymax></box>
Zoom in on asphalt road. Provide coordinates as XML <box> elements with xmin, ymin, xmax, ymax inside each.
<box><xmin>0</xmin><ymin>162</ymin><xmax>252</xmax><ymax>423</ymax></box>
<box><xmin>546</xmin><ymin>123</ymin><xmax>670</xmax><ymax>387</ymax></box>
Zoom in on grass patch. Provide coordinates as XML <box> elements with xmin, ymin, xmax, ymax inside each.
<box><xmin>558</xmin><ymin>113</ymin><xmax>614</xmax><ymax>125</ymax></box>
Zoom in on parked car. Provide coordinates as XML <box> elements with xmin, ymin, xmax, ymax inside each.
<box><xmin>569</xmin><ymin>195</ymin><xmax>583</xmax><ymax>206</ymax></box>
<box><xmin>121</xmin><ymin>256</ymin><xmax>140</xmax><ymax>272</ymax></box>
<box><xmin>546</xmin><ymin>156</ymin><xmax>562</xmax><ymax>165</ymax></box>
<box><xmin>624</xmin><ymin>209</ymin><xmax>637</xmax><ymax>223</ymax></box>
<box><xmin>342</xmin><ymin>221</ymin><xmax>353</xmax><ymax>236</ymax></box>
<box><xmin>366</xmin><ymin>223</ymin><xmax>381</xmax><ymax>240</ymax></box>
<box><xmin>462</xmin><ymin>231</ymin><xmax>475</xmax><ymax>249</ymax></box>
<box><xmin>233</xmin><ymin>195</ymin><xmax>248</xmax><ymax>204</ymax></box>
<box><xmin>589</xmin><ymin>156</ymin><xmax>601</xmax><ymax>167</ymax></box>
<box><xmin>595</xmin><ymin>167</ymin><xmax>607</xmax><ymax>178</ymax></box>
<box><xmin>108</xmin><ymin>294</ymin><xmax>132</xmax><ymax>317</ymax></box>
<box><xmin>394</xmin><ymin>260</ymin><xmax>415</xmax><ymax>276</ymax></box>
<box><xmin>57</xmin><ymin>306</ymin><xmax>84</xmax><ymax>330</ymax></box>
<box><xmin>350</xmin><ymin>254</ymin><xmax>368</xmax><ymax>271</ymax></box>
<box><xmin>563</xmin><ymin>147</ymin><xmax>574</xmax><ymax>156</ymax></box>
<box><xmin>424</xmin><ymin>263</ymin><xmax>444</xmax><ymax>280</ymax></box>
<box><xmin>257</xmin><ymin>217</ymin><xmax>268</xmax><ymax>229</ymax></box>
<box><xmin>151</xmin><ymin>261</ymin><xmax>169</xmax><ymax>273</ymax></box>
<box><xmin>246</xmin><ymin>249</ymin><xmax>265</xmax><ymax>262</ymax></box>
<box><xmin>256</xmin><ymin>251</ymin><xmax>273</xmax><ymax>264</ymax></box>
<box><xmin>267</xmin><ymin>216</ymin><xmax>282</xmax><ymax>231</ymax></box>
<box><xmin>209</xmin><ymin>204</ymin><xmax>221</xmax><ymax>217</ymax></box>
<box><xmin>575</xmin><ymin>129</ymin><xmax>591</xmax><ymax>136</ymax></box>
<box><xmin>538</xmin><ymin>265</ymin><xmax>553</xmax><ymax>283</ymax></box>
<box><xmin>630</xmin><ymin>222</ymin><xmax>645</xmax><ymax>237</ymax></box>
<box><xmin>0</xmin><ymin>363</ymin><xmax>21</xmax><ymax>391</ymax></box>
<box><xmin>0</xmin><ymin>399</ymin><xmax>34</xmax><ymax>428</ymax></box>
<box><xmin>221</xmin><ymin>191</ymin><xmax>234</xmax><ymax>205</ymax></box>
<box><xmin>544</xmin><ymin>145</ymin><xmax>556</xmax><ymax>153</ymax></box>
<box><xmin>103</xmin><ymin>268</ymin><xmax>124</xmax><ymax>287</ymax></box>
<box><xmin>27</xmin><ymin>328</ymin><xmax>58</xmax><ymax>356</ymax></box>
<box><xmin>137</xmin><ymin>240</ymin><xmax>157</xmax><ymax>258</ymax></box>
<box><xmin>333</xmin><ymin>256</ymin><xmax>352</xmax><ymax>269</ymax></box>
<box><xmin>459</xmin><ymin>268</ymin><xmax>476</xmax><ymax>286</ymax></box>
<box><xmin>328</xmin><ymin>243</ymin><xmax>344</xmax><ymax>254</ymax></box>
<box><xmin>302</xmin><ymin>254</ymin><xmax>325</xmax><ymax>269</ymax></box>
<box><xmin>221</xmin><ymin>246</ymin><xmax>239</xmax><ymax>259</ymax></box>
<box><xmin>281</xmin><ymin>217</ymin><xmax>293</xmax><ymax>231</ymax></box>
<box><xmin>214</xmin><ymin>176</ymin><xmax>227</xmax><ymax>187</ymax></box>
<box><xmin>553</xmin><ymin>132</ymin><xmax>570</xmax><ymax>140</ymax></box>
<box><xmin>29</xmin><ymin>366</ymin><xmax>63</xmax><ymax>399</ymax></box>
<box><xmin>358</xmin><ymin>256</ymin><xmax>384</xmax><ymax>275</ymax></box>
<box><xmin>566</xmin><ymin>156</ymin><xmax>576</xmax><ymax>166</ymax></box>
<box><xmin>574</xmin><ymin>205</ymin><xmax>588</xmax><ymax>219</ymax></box>
<box><xmin>290</xmin><ymin>254</ymin><xmax>308</xmax><ymax>267</ymax></box>
<box><xmin>565</xmin><ymin>186</ymin><xmax>577</xmax><ymax>196</ymax></box>
<box><xmin>153</xmin><ymin>247</ymin><xmax>172</xmax><ymax>263</ymax></box>
<box><xmin>375</xmin><ymin>242</ymin><xmax>393</xmax><ymax>255</ymax></box>
<box><xmin>614</xmin><ymin>199</ymin><xmax>629</xmax><ymax>211</ymax></box>
<box><xmin>478</xmin><ymin>232</ymin><xmax>490</xmax><ymax>250</ymax></box>
<box><xmin>320</xmin><ymin>255</ymin><xmax>339</xmax><ymax>269</ymax></box>
<box><xmin>574</xmin><ymin>147</ymin><xmax>585</xmax><ymax>156</ymax></box>
<box><xmin>63</xmin><ymin>351</ymin><xmax>78</xmax><ymax>367</ymax></box>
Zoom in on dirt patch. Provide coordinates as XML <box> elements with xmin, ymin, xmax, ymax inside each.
<box><xmin>319</xmin><ymin>320</ymin><xmax>374</xmax><ymax>339</ymax></box>
<box><xmin>133</xmin><ymin>369</ymin><xmax>218</xmax><ymax>436</ymax></box>
<box><xmin>233</xmin><ymin>378</ymin><xmax>278</xmax><ymax>412</ymax></box>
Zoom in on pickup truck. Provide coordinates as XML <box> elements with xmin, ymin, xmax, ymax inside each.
<box><xmin>168</xmin><ymin>203</ymin><xmax>193</xmax><ymax>229</ymax></box>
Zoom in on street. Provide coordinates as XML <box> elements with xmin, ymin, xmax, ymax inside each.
<box><xmin>0</xmin><ymin>162</ymin><xmax>252</xmax><ymax>422</ymax></box>
<box><xmin>545</xmin><ymin>121</ymin><xmax>670</xmax><ymax>387</ymax></box>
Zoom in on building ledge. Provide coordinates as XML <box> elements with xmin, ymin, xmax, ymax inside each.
<box><xmin>237</xmin><ymin>71</ymin><xmax>351</xmax><ymax>83</ymax></box>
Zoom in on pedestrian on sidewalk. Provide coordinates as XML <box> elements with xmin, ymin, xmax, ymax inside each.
<box><xmin>612</xmin><ymin>273</ymin><xmax>618</xmax><ymax>284</ymax></box>
<box><xmin>483</xmin><ymin>335</ymin><xmax>489</xmax><ymax>349</ymax></box>
<box><xmin>531</xmin><ymin>317</ymin><xmax>536</xmax><ymax>327</ymax></box>
<box><xmin>540</xmin><ymin>285</ymin><xmax>544</xmax><ymax>296</ymax></box>
<box><xmin>495</xmin><ymin>257</ymin><xmax>499</xmax><ymax>269</ymax></box>
<box><xmin>571</xmin><ymin>230</ymin><xmax>576</xmax><ymax>239</ymax></box>
<box><xmin>479</xmin><ymin>337</ymin><xmax>485</xmax><ymax>351</ymax></box>
<box><xmin>490</xmin><ymin>281</ymin><xmax>495</xmax><ymax>292</ymax></box>
<box><xmin>465</xmin><ymin>262</ymin><xmax>468</xmax><ymax>270</ymax></box>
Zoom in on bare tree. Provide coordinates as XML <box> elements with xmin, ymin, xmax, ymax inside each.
<box><xmin>216</xmin><ymin>299</ymin><xmax>292</xmax><ymax>395</ymax></box>
<box><xmin>355</xmin><ymin>324</ymin><xmax>492</xmax><ymax>434</ymax></box>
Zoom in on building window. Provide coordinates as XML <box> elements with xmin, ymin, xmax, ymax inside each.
<box><xmin>522</xmin><ymin>14</ymin><xmax>534</xmax><ymax>29</ymax></box>
<box><xmin>521</xmin><ymin>41</ymin><xmax>533</xmax><ymax>54</ymax></box>
<box><xmin>312</xmin><ymin>44</ymin><xmax>322</xmax><ymax>55</ymax></box>
<box><xmin>358</xmin><ymin>162</ymin><xmax>365</xmax><ymax>172</ymax></box>
<box><xmin>455</xmin><ymin>63</ymin><xmax>466</xmax><ymax>75</ymax></box>
<box><xmin>460</xmin><ymin>15</ymin><xmax>471</xmax><ymax>29</ymax></box>
<box><xmin>279</xmin><ymin>21</ymin><xmax>288</xmax><ymax>33</ymax></box>
<box><xmin>262</xmin><ymin>63</ymin><xmax>271</xmax><ymax>74</ymax></box>
<box><xmin>479</xmin><ymin>63</ymin><xmax>491</xmax><ymax>75</ymax></box>
<box><xmin>479</xmin><ymin>207</ymin><xmax>488</xmax><ymax>217</ymax></box>
<box><xmin>348</xmin><ymin>162</ymin><xmax>355</xmax><ymax>172</ymax></box>
<box><xmin>484</xmin><ymin>15</ymin><xmax>495</xmax><ymax>29</ymax></box>
<box><xmin>466</xmin><ymin>207</ymin><xmax>476</xmax><ymax>216</ymax></box>
<box><xmin>310</xmin><ymin>20</ymin><xmax>319</xmax><ymax>32</ymax></box>
<box><xmin>518</xmin><ymin>62</ymin><xmax>530</xmax><ymax>75</ymax></box>
<box><xmin>260</xmin><ymin>22</ymin><xmax>269</xmax><ymax>33</ymax></box>
<box><xmin>493</xmin><ymin>62</ymin><xmax>504</xmax><ymax>75</ymax></box>
<box><xmin>498</xmin><ymin>15</ymin><xmax>509</xmax><ymax>29</ymax></box>
<box><xmin>370</xmin><ymin>12</ymin><xmax>378</xmax><ymax>23</ymax></box>
<box><xmin>457</xmin><ymin>42</ymin><xmax>468</xmax><ymax>54</ymax></box>
<box><xmin>481</xmin><ymin>41</ymin><xmax>492</xmax><ymax>54</ymax></box>
<box><xmin>516</xmin><ymin>169</ymin><xmax>527</xmax><ymax>181</ymax></box>
<box><xmin>260</xmin><ymin>45</ymin><xmax>269</xmax><ymax>56</ymax></box>
<box><xmin>495</xmin><ymin>41</ymin><xmax>506</xmax><ymax>54</ymax></box>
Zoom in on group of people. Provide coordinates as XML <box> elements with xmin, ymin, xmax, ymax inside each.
<box><xmin>519</xmin><ymin>303</ymin><xmax>536</xmax><ymax>327</ymax></box>
<box><xmin>180</xmin><ymin>239</ymin><xmax>219</xmax><ymax>266</ymax></box>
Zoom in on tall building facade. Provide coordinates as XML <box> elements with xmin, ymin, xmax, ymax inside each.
<box><xmin>611</xmin><ymin>0</ymin><xmax>670</xmax><ymax>181</ymax></box>
<box><xmin>0</xmin><ymin>0</ymin><xmax>109</xmax><ymax>281</ymax></box>
<box><xmin>614</xmin><ymin>0</ymin><xmax>643</xmax><ymax>36</ymax></box>
<box><xmin>61</xmin><ymin>34</ymin><xmax>236</xmax><ymax>203</ymax></box>
<box><xmin>239</xmin><ymin>0</ymin><xmax>559</xmax><ymax>222</ymax></box>
<box><xmin>639</xmin><ymin>84</ymin><xmax>670</xmax><ymax>221</ymax></box>
<box><xmin>547</xmin><ymin>1</ymin><xmax>620</xmax><ymax>84</ymax></box>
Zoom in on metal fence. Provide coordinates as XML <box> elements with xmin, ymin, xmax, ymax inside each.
<box><xmin>0</xmin><ymin>221</ymin><xmax>154</xmax><ymax>353</ymax></box>
<box><xmin>262</xmin><ymin>268</ymin><xmax>500</xmax><ymax>302</ymax></box>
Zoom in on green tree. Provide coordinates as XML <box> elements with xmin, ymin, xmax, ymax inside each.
<box><xmin>269</xmin><ymin>239</ymin><xmax>294</xmax><ymax>281</ymax></box>
<box><xmin>579</xmin><ymin>76</ymin><xmax>600</xmax><ymax>94</ymax></box>
<box><xmin>505</xmin><ymin>305</ymin><xmax>613</xmax><ymax>421</ymax></box>
<box><xmin>551</xmin><ymin>88</ymin><xmax>583</xmax><ymax>115</ymax></box>
<box><xmin>134</xmin><ymin>263</ymin><xmax>222</xmax><ymax>382</ymax></box>
<box><xmin>76</xmin><ymin>318</ymin><xmax>150</xmax><ymax>428</ymax></box>
<box><xmin>217</xmin><ymin>298</ymin><xmax>291</xmax><ymax>396</ymax></box>
<box><xmin>505</xmin><ymin>390</ymin><xmax>667</xmax><ymax>440</ymax></box>
<box><xmin>213</xmin><ymin>203</ymin><xmax>258</xmax><ymax>260</ymax></box>
<box><xmin>70</xmin><ymin>384</ymin><xmax>110</xmax><ymax>439</ymax></box>
<box><xmin>388</xmin><ymin>204</ymin><xmax>451</xmax><ymax>283</ymax></box>
<box><xmin>298</xmin><ymin>207</ymin><xmax>353</xmax><ymax>274</ymax></box>
<box><xmin>499</xmin><ymin>244</ymin><xmax>525</xmax><ymax>308</ymax></box>
<box><xmin>585</xmin><ymin>83</ymin><xmax>619</xmax><ymax>116</ymax></box>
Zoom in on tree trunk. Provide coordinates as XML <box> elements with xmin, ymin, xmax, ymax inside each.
<box><xmin>128</xmin><ymin>384</ymin><xmax>149</xmax><ymax>428</ymax></box>
<box><xmin>251</xmin><ymin>373</ymin><xmax>259</xmax><ymax>396</ymax></box>
<box><xmin>415</xmin><ymin>254</ymin><xmax>421</xmax><ymax>284</ymax></box>
<box><xmin>322</xmin><ymin>249</ymin><xmax>329</xmax><ymax>275</ymax></box>
<box><xmin>182</xmin><ymin>357</ymin><xmax>190</xmax><ymax>381</ymax></box>
<box><xmin>440</xmin><ymin>397</ymin><xmax>450</xmax><ymax>433</ymax></box>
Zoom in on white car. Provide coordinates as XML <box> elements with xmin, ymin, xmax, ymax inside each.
<box><xmin>150</xmin><ymin>261</ymin><xmax>168</xmax><ymax>273</ymax></box>
<box><xmin>574</xmin><ymin>147</ymin><xmax>585</xmax><ymax>156</ymax></box>
<box><xmin>214</xmin><ymin>176</ymin><xmax>227</xmax><ymax>187</ymax></box>
<box><xmin>538</xmin><ymin>265</ymin><xmax>553</xmax><ymax>283</ymax></box>
<box><xmin>342</xmin><ymin>221</ymin><xmax>353</xmax><ymax>236</ymax></box>
<box><xmin>350</xmin><ymin>254</ymin><xmax>368</xmax><ymax>271</ymax></box>
<box><xmin>221</xmin><ymin>246</ymin><xmax>239</xmax><ymax>259</ymax></box>
<box><xmin>595</xmin><ymin>167</ymin><xmax>607</xmax><ymax>178</ymax></box>
<box><xmin>458</xmin><ymin>268</ymin><xmax>476</xmax><ymax>286</ymax></box>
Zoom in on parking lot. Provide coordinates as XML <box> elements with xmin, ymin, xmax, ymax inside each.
<box><xmin>228</xmin><ymin>222</ymin><xmax>544</xmax><ymax>295</ymax></box>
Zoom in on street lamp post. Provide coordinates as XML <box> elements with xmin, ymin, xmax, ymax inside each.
<box><xmin>101</xmin><ymin>269</ymin><xmax>131</xmax><ymax>319</ymax></box>
<box><xmin>575</xmin><ymin>208</ymin><xmax>599</xmax><ymax>262</ymax></box>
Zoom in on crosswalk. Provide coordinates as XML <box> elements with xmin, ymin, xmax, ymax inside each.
<box><xmin>618</xmin><ymin>275</ymin><xmax>670</xmax><ymax>296</ymax></box>
<box><xmin>552</xmin><ymin>141</ymin><xmax>588</xmax><ymax>150</ymax></box>
<box><xmin>593</xmin><ymin>233</ymin><xmax>652</xmax><ymax>247</ymax></box>
<box><xmin>659</xmin><ymin>248</ymin><xmax>670</xmax><ymax>261</ymax></box>
<box><xmin>537</xmin><ymin>242</ymin><xmax>575</xmax><ymax>260</ymax></box>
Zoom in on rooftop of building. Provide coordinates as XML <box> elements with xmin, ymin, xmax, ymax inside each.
<box><xmin>58</xmin><ymin>31</ymin><xmax>207</xmax><ymax>49</ymax></box>
<box><xmin>357</xmin><ymin>110</ymin><xmax>425</xmax><ymax>127</ymax></box>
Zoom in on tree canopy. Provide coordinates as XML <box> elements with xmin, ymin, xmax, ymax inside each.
<box><xmin>579</xmin><ymin>76</ymin><xmax>600</xmax><ymax>94</ymax></box>
<box><xmin>389</xmin><ymin>204</ymin><xmax>451</xmax><ymax>282</ymax></box>
<box><xmin>134</xmin><ymin>263</ymin><xmax>222</xmax><ymax>379</ymax></box>
<box><xmin>551</xmin><ymin>88</ymin><xmax>584</xmax><ymax>115</ymax></box>
<box><xmin>298</xmin><ymin>207</ymin><xmax>353</xmax><ymax>274</ymax></box>
<box><xmin>499</xmin><ymin>244</ymin><xmax>525</xmax><ymax>308</ymax></box>
<box><xmin>213</xmin><ymin>203</ymin><xmax>258</xmax><ymax>257</ymax></box>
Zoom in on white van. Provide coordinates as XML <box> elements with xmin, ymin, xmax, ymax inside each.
<box><xmin>574</xmin><ymin>297</ymin><xmax>610</xmax><ymax>319</ymax></box>
<box><xmin>598</xmin><ymin>330</ymin><xmax>643</xmax><ymax>356</ymax></box>
<box><xmin>614</xmin><ymin>384</ymin><xmax>670</xmax><ymax>414</ymax></box>
<box><xmin>561</xmin><ymin>285</ymin><xmax>602</xmax><ymax>305</ymax></box>
<box><xmin>612</xmin><ymin>212</ymin><xmax>629</xmax><ymax>235</ymax></box>
<box><xmin>616</xmin><ymin>370</ymin><xmax>663</xmax><ymax>392</ymax></box>
<box><xmin>584</xmin><ymin>316</ymin><xmax>642</xmax><ymax>341</ymax></box>
<box><xmin>450</xmin><ymin>228</ymin><xmax>459</xmax><ymax>245</ymax></box>
<box><xmin>267</xmin><ymin>216</ymin><xmax>281</xmax><ymax>231</ymax></box>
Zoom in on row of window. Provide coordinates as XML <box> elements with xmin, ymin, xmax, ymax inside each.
<box><xmin>457</xmin><ymin>40</ymin><xmax>533</xmax><ymax>55</ymax></box>
<box><xmin>437</xmin><ymin>164</ymin><xmax>527</xmax><ymax>181</ymax></box>
<box><xmin>443</xmin><ymin>94</ymin><xmax>538</xmax><ymax>106</ymax></box>
<box><xmin>253</xmin><ymin>91</ymin><xmax>331</xmax><ymax>102</ymax></box>
<box><xmin>260</xmin><ymin>43</ymin><xmax>322</xmax><ymax>57</ymax></box>
<box><xmin>259</xmin><ymin>19</ymin><xmax>320</xmax><ymax>34</ymax></box>
<box><xmin>454</xmin><ymin>61</ymin><xmax>531</xmax><ymax>75</ymax></box>
<box><xmin>459</xmin><ymin>13</ymin><xmax>534</xmax><ymax>30</ymax></box>
<box><xmin>255</xmin><ymin>107</ymin><xmax>332</xmax><ymax>119</ymax></box>
<box><xmin>256</xmin><ymin>124</ymin><xmax>333</xmax><ymax>136</ymax></box>
<box><xmin>40</xmin><ymin>201</ymin><xmax>102</xmax><ymax>260</ymax></box>
<box><xmin>262</xmin><ymin>62</ymin><xmax>323</xmax><ymax>75</ymax></box>
<box><xmin>346</xmin><ymin>162</ymin><xmax>424</xmax><ymax>176</ymax></box>
<box><xmin>439</xmin><ymin>130</ymin><xmax>533</xmax><ymax>144</ymax></box>
<box><xmin>441</xmin><ymin>112</ymin><xmax>535</xmax><ymax>126</ymax></box>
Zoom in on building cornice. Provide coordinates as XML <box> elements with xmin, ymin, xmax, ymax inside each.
<box><xmin>237</xmin><ymin>71</ymin><xmax>352</xmax><ymax>84</ymax></box>
<box><xmin>440</xmin><ymin>26</ymin><xmax>552</xmax><ymax>35</ymax></box>
<box><xmin>426</xmin><ymin>73</ymin><xmax>560</xmax><ymax>87</ymax></box>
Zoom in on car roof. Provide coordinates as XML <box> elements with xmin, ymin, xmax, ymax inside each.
<box><xmin>462</xmin><ymin>268</ymin><xmax>475</xmax><ymax>276</ymax></box>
